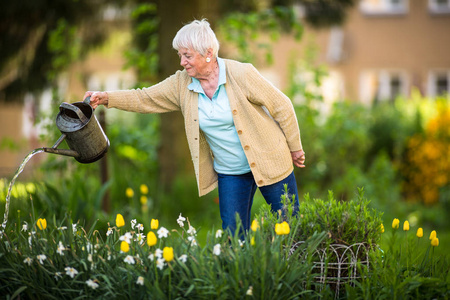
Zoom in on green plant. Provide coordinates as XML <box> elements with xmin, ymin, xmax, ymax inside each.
<box><xmin>0</xmin><ymin>209</ymin><xmax>328</xmax><ymax>299</ymax></box>
<box><xmin>257</xmin><ymin>186</ymin><xmax>383</xmax><ymax>247</ymax></box>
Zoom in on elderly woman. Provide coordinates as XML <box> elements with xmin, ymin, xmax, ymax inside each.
<box><xmin>85</xmin><ymin>19</ymin><xmax>305</xmax><ymax>234</ymax></box>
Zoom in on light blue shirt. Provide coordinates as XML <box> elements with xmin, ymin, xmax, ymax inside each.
<box><xmin>188</xmin><ymin>58</ymin><xmax>251</xmax><ymax>175</ymax></box>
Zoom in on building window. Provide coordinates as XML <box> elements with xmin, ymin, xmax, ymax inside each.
<box><xmin>360</xmin><ymin>0</ymin><xmax>409</xmax><ymax>15</ymax></box>
<box><xmin>428</xmin><ymin>0</ymin><xmax>450</xmax><ymax>14</ymax></box>
<box><xmin>428</xmin><ymin>71</ymin><xmax>450</xmax><ymax>98</ymax></box>
<box><xmin>359</xmin><ymin>70</ymin><xmax>408</xmax><ymax>104</ymax></box>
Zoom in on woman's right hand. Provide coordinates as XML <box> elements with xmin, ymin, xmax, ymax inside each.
<box><xmin>83</xmin><ymin>91</ymin><xmax>109</xmax><ymax>109</ymax></box>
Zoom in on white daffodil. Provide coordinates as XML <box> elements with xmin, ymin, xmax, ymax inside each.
<box><xmin>54</xmin><ymin>272</ymin><xmax>62</xmax><ymax>281</ymax></box>
<box><xmin>124</xmin><ymin>255</ymin><xmax>136</xmax><ymax>265</ymax></box>
<box><xmin>134</xmin><ymin>233</ymin><xmax>146</xmax><ymax>245</ymax></box>
<box><xmin>65</xmin><ymin>267</ymin><xmax>78</xmax><ymax>278</ymax></box>
<box><xmin>148</xmin><ymin>253</ymin><xmax>154</xmax><ymax>261</ymax></box>
<box><xmin>239</xmin><ymin>240</ymin><xmax>245</xmax><ymax>247</ymax></box>
<box><xmin>86</xmin><ymin>279</ymin><xmax>99</xmax><ymax>289</ymax></box>
<box><xmin>157</xmin><ymin>227</ymin><xmax>169</xmax><ymax>238</ymax></box>
<box><xmin>57</xmin><ymin>226</ymin><xmax>67</xmax><ymax>231</ymax></box>
<box><xmin>106</xmin><ymin>227</ymin><xmax>113</xmax><ymax>236</ymax></box>
<box><xmin>22</xmin><ymin>223</ymin><xmax>28</xmax><ymax>232</ymax></box>
<box><xmin>187</xmin><ymin>236</ymin><xmax>197</xmax><ymax>246</ymax></box>
<box><xmin>119</xmin><ymin>232</ymin><xmax>133</xmax><ymax>244</ymax></box>
<box><xmin>187</xmin><ymin>225</ymin><xmax>196</xmax><ymax>236</ymax></box>
<box><xmin>131</xmin><ymin>219</ymin><xmax>137</xmax><ymax>229</ymax></box>
<box><xmin>177</xmin><ymin>213</ymin><xmax>186</xmax><ymax>227</ymax></box>
<box><xmin>72</xmin><ymin>224</ymin><xmax>77</xmax><ymax>234</ymax></box>
<box><xmin>36</xmin><ymin>254</ymin><xmax>47</xmax><ymax>264</ymax></box>
<box><xmin>179</xmin><ymin>254</ymin><xmax>188</xmax><ymax>263</ymax></box>
<box><xmin>23</xmin><ymin>257</ymin><xmax>33</xmax><ymax>266</ymax></box>
<box><xmin>156</xmin><ymin>258</ymin><xmax>165</xmax><ymax>270</ymax></box>
<box><xmin>213</xmin><ymin>244</ymin><xmax>221</xmax><ymax>256</ymax></box>
<box><xmin>136</xmin><ymin>223</ymin><xmax>144</xmax><ymax>231</ymax></box>
<box><xmin>246</xmin><ymin>286</ymin><xmax>253</xmax><ymax>296</ymax></box>
<box><xmin>136</xmin><ymin>276</ymin><xmax>144</xmax><ymax>285</ymax></box>
<box><xmin>155</xmin><ymin>248</ymin><xmax>163</xmax><ymax>259</ymax></box>
<box><xmin>86</xmin><ymin>242</ymin><xmax>93</xmax><ymax>253</ymax></box>
<box><xmin>57</xmin><ymin>241</ymin><xmax>65</xmax><ymax>256</ymax></box>
<box><xmin>215</xmin><ymin>229</ymin><xmax>223</xmax><ymax>238</ymax></box>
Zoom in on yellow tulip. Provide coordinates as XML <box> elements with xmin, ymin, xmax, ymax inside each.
<box><xmin>431</xmin><ymin>237</ymin><xmax>439</xmax><ymax>247</ymax></box>
<box><xmin>429</xmin><ymin>230</ymin><xmax>437</xmax><ymax>240</ymax></box>
<box><xmin>250</xmin><ymin>236</ymin><xmax>255</xmax><ymax>246</ymax></box>
<box><xmin>380</xmin><ymin>224</ymin><xmax>385</xmax><ymax>233</ymax></box>
<box><xmin>126</xmin><ymin>188</ymin><xmax>134</xmax><ymax>198</ymax></box>
<box><xmin>121</xmin><ymin>241</ymin><xmax>130</xmax><ymax>253</ymax></box>
<box><xmin>275</xmin><ymin>221</ymin><xmax>290</xmax><ymax>235</ymax></box>
<box><xmin>36</xmin><ymin>218</ymin><xmax>47</xmax><ymax>230</ymax></box>
<box><xmin>147</xmin><ymin>231</ymin><xmax>157</xmax><ymax>246</ymax></box>
<box><xmin>140</xmin><ymin>184</ymin><xmax>149</xmax><ymax>195</ymax></box>
<box><xmin>140</xmin><ymin>196</ymin><xmax>148</xmax><ymax>205</ymax></box>
<box><xmin>392</xmin><ymin>218</ymin><xmax>400</xmax><ymax>229</ymax></box>
<box><xmin>151</xmin><ymin>219</ymin><xmax>159</xmax><ymax>230</ymax></box>
<box><xmin>416</xmin><ymin>228</ymin><xmax>423</xmax><ymax>238</ymax></box>
<box><xmin>116</xmin><ymin>214</ymin><xmax>125</xmax><ymax>228</ymax></box>
<box><xmin>403</xmin><ymin>220</ymin><xmax>410</xmax><ymax>231</ymax></box>
<box><xmin>163</xmin><ymin>247</ymin><xmax>174</xmax><ymax>262</ymax></box>
<box><xmin>251</xmin><ymin>220</ymin><xmax>259</xmax><ymax>232</ymax></box>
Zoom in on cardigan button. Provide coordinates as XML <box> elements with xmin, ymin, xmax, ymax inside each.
<box><xmin>244</xmin><ymin>145</ymin><xmax>250</xmax><ymax>150</ymax></box>
<box><xmin>257</xmin><ymin>180</ymin><xmax>263</xmax><ymax>185</ymax></box>
<box><xmin>232</xmin><ymin>110</ymin><xmax>238</xmax><ymax>115</ymax></box>
<box><xmin>250</xmin><ymin>163</ymin><xmax>256</xmax><ymax>168</ymax></box>
<box><xmin>237</xmin><ymin>130</ymin><xmax>243</xmax><ymax>135</ymax></box>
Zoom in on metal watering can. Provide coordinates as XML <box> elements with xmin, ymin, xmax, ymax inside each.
<box><xmin>43</xmin><ymin>96</ymin><xmax>109</xmax><ymax>163</ymax></box>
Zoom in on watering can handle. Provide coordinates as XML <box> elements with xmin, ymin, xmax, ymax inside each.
<box><xmin>84</xmin><ymin>96</ymin><xmax>95</xmax><ymax>110</ymax></box>
<box><xmin>59</xmin><ymin>102</ymin><xmax>89</xmax><ymax>124</ymax></box>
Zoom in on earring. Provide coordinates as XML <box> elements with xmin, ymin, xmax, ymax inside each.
<box><xmin>206</xmin><ymin>57</ymin><xmax>211</xmax><ymax>63</ymax></box>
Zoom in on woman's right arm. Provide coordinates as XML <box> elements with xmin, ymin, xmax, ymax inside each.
<box><xmin>84</xmin><ymin>91</ymin><xmax>108</xmax><ymax>109</ymax></box>
<box><xmin>83</xmin><ymin>71</ymin><xmax>187</xmax><ymax>113</ymax></box>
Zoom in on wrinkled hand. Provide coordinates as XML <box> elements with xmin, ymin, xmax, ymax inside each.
<box><xmin>291</xmin><ymin>149</ymin><xmax>306</xmax><ymax>168</ymax></box>
<box><xmin>83</xmin><ymin>91</ymin><xmax>109</xmax><ymax>109</ymax></box>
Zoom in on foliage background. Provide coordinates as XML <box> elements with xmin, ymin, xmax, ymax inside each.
<box><xmin>0</xmin><ymin>0</ymin><xmax>449</xmax><ymax>278</ymax></box>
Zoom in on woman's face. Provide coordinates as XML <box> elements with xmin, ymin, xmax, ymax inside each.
<box><xmin>177</xmin><ymin>48</ymin><xmax>209</xmax><ymax>79</ymax></box>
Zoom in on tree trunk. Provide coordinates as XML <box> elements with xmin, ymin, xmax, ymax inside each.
<box><xmin>156</xmin><ymin>0</ymin><xmax>219</xmax><ymax>191</ymax></box>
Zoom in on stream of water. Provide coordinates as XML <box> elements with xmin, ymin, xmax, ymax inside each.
<box><xmin>1</xmin><ymin>148</ymin><xmax>44</xmax><ymax>229</ymax></box>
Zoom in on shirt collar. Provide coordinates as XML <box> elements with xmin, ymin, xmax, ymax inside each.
<box><xmin>188</xmin><ymin>57</ymin><xmax>226</xmax><ymax>92</ymax></box>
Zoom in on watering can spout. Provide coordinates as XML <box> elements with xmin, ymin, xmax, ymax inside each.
<box><xmin>43</xmin><ymin>147</ymin><xmax>80</xmax><ymax>158</ymax></box>
<box><xmin>43</xmin><ymin>134</ymin><xmax>80</xmax><ymax>157</ymax></box>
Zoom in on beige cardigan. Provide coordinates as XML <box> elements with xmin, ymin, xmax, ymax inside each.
<box><xmin>106</xmin><ymin>59</ymin><xmax>303</xmax><ymax>196</ymax></box>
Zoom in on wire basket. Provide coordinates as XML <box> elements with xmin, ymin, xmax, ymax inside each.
<box><xmin>289</xmin><ymin>241</ymin><xmax>371</xmax><ymax>298</ymax></box>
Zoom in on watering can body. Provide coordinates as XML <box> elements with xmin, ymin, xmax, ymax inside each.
<box><xmin>44</xmin><ymin>97</ymin><xmax>109</xmax><ymax>163</ymax></box>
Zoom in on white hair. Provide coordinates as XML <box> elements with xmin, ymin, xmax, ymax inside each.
<box><xmin>172</xmin><ymin>19</ymin><xmax>220</xmax><ymax>58</ymax></box>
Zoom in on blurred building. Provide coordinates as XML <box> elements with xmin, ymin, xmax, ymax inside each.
<box><xmin>263</xmin><ymin>0</ymin><xmax>450</xmax><ymax>104</ymax></box>
<box><xmin>1</xmin><ymin>0</ymin><xmax>450</xmax><ymax>177</ymax></box>
<box><xmin>0</xmin><ymin>7</ymin><xmax>134</xmax><ymax>178</ymax></box>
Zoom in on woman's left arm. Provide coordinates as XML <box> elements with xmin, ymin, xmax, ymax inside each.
<box><xmin>291</xmin><ymin>149</ymin><xmax>306</xmax><ymax>168</ymax></box>
<box><xmin>244</xmin><ymin>64</ymin><xmax>303</xmax><ymax>154</ymax></box>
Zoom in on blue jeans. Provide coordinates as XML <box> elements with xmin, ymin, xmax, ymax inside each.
<box><xmin>218</xmin><ymin>171</ymin><xmax>299</xmax><ymax>234</ymax></box>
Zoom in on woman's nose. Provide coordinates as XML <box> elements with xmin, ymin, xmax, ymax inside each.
<box><xmin>180</xmin><ymin>57</ymin><xmax>187</xmax><ymax>67</ymax></box>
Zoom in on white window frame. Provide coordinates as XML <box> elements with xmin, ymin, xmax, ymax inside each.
<box><xmin>359</xmin><ymin>69</ymin><xmax>409</xmax><ymax>104</ymax></box>
<box><xmin>427</xmin><ymin>70</ymin><xmax>450</xmax><ymax>99</ymax></box>
<box><xmin>428</xmin><ymin>0</ymin><xmax>450</xmax><ymax>14</ymax></box>
<box><xmin>360</xmin><ymin>0</ymin><xmax>409</xmax><ymax>16</ymax></box>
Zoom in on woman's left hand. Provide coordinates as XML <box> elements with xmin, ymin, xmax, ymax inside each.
<box><xmin>291</xmin><ymin>150</ymin><xmax>306</xmax><ymax>168</ymax></box>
